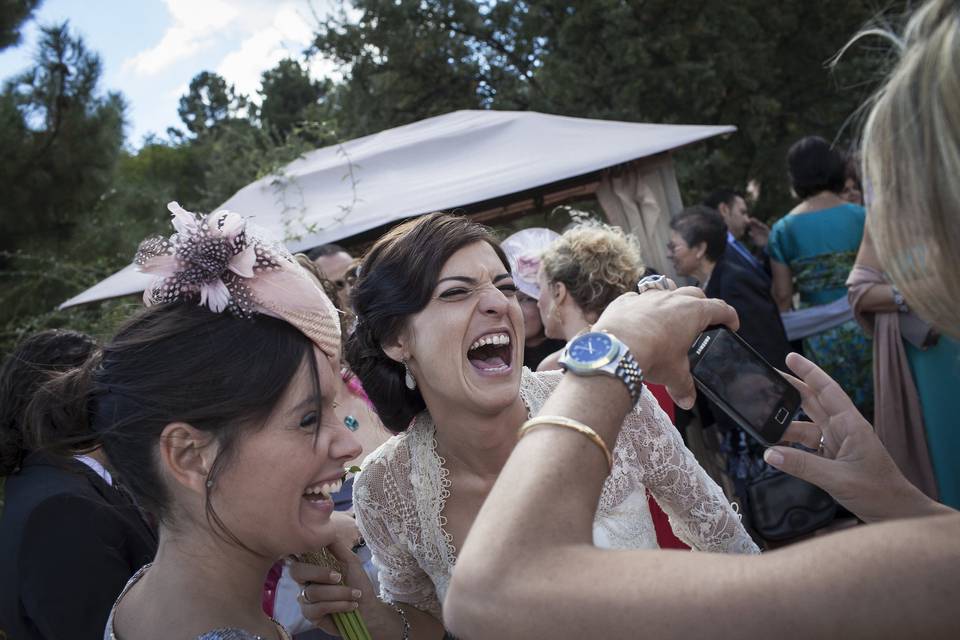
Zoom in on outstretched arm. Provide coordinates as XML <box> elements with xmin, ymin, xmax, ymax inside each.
<box><xmin>445</xmin><ymin>289</ymin><xmax>960</xmax><ymax>640</ymax></box>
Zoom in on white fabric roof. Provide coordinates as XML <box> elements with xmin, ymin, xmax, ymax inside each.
<box><xmin>61</xmin><ymin>110</ymin><xmax>733</xmax><ymax>308</ymax></box>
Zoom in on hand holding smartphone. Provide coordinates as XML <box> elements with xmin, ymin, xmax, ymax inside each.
<box><xmin>688</xmin><ymin>326</ymin><xmax>800</xmax><ymax>447</ymax></box>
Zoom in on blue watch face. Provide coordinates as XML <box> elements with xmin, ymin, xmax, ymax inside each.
<box><xmin>569</xmin><ymin>332</ymin><xmax>615</xmax><ymax>365</ymax></box>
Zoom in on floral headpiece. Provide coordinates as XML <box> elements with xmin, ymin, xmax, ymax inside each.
<box><xmin>135</xmin><ymin>202</ymin><xmax>341</xmax><ymax>358</ymax></box>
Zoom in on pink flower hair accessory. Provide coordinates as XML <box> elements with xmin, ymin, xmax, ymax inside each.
<box><xmin>135</xmin><ymin>202</ymin><xmax>341</xmax><ymax>358</ymax></box>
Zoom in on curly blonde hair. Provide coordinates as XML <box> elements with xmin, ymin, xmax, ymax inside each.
<box><xmin>541</xmin><ymin>222</ymin><xmax>644</xmax><ymax>318</ymax></box>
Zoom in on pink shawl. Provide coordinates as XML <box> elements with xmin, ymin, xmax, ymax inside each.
<box><xmin>847</xmin><ymin>265</ymin><xmax>939</xmax><ymax>499</ymax></box>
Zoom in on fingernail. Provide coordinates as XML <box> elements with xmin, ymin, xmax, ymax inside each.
<box><xmin>352</xmin><ymin>589</ymin><xmax>362</xmax><ymax>599</ymax></box>
<box><xmin>764</xmin><ymin>449</ymin><xmax>784</xmax><ymax>465</ymax></box>
<box><xmin>330</xmin><ymin>572</ymin><xmax>341</xmax><ymax>583</ymax></box>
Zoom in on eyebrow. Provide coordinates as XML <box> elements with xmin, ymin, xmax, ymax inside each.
<box><xmin>436</xmin><ymin>273</ymin><xmax>513</xmax><ymax>286</ymax></box>
<box><xmin>288</xmin><ymin>394</ymin><xmax>321</xmax><ymax>416</ymax></box>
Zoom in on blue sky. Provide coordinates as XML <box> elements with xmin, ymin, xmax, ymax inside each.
<box><xmin>0</xmin><ymin>0</ymin><xmax>340</xmax><ymax>147</ymax></box>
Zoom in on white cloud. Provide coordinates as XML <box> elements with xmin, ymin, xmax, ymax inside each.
<box><xmin>126</xmin><ymin>0</ymin><xmax>339</xmax><ymax>94</ymax></box>
<box><xmin>123</xmin><ymin>0</ymin><xmax>240</xmax><ymax>75</ymax></box>
<box><xmin>216</xmin><ymin>4</ymin><xmax>318</xmax><ymax>100</ymax></box>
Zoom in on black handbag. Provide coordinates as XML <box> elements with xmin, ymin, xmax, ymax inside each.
<box><xmin>746</xmin><ymin>466</ymin><xmax>837</xmax><ymax>542</ymax></box>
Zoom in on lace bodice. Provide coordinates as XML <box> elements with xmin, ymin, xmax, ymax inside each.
<box><xmin>353</xmin><ymin>369</ymin><xmax>759</xmax><ymax>620</ymax></box>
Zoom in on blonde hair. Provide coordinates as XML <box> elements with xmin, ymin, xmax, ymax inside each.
<box><xmin>541</xmin><ymin>222</ymin><xmax>644</xmax><ymax>318</ymax></box>
<box><xmin>861</xmin><ymin>0</ymin><xmax>960</xmax><ymax>337</ymax></box>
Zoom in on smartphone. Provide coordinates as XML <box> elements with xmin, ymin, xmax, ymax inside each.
<box><xmin>688</xmin><ymin>326</ymin><xmax>800</xmax><ymax>447</ymax></box>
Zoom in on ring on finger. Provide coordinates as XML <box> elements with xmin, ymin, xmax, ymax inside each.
<box><xmin>299</xmin><ymin>585</ymin><xmax>312</xmax><ymax>605</ymax></box>
<box><xmin>818</xmin><ymin>433</ymin><xmax>826</xmax><ymax>456</ymax></box>
<box><xmin>638</xmin><ymin>274</ymin><xmax>670</xmax><ymax>294</ymax></box>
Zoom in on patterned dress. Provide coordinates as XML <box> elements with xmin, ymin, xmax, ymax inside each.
<box><xmin>769</xmin><ymin>203</ymin><xmax>874</xmax><ymax>417</ymax></box>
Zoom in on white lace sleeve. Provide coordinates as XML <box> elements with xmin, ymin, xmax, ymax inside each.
<box><xmin>353</xmin><ymin>441</ymin><xmax>444</xmax><ymax>619</ymax></box>
<box><xmin>614</xmin><ymin>389</ymin><xmax>760</xmax><ymax>554</ymax></box>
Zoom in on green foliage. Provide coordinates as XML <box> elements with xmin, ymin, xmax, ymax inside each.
<box><xmin>0</xmin><ymin>23</ymin><xmax>127</xmax><ymax>351</ymax></box>
<box><xmin>259</xmin><ymin>58</ymin><xmax>334</xmax><ymax>143</ymax></box>
<box><xmin>0</xmin><ymin>1</ymin><xmax>908</xmax><ymax>356</ymax></box>
<box><xmin>0</xmin><ymin>0</ymin><xmax>41</xmax><ymax>50</ymax></box>
<box><xmin>313</xmin><ymin>0</ymin><xmax>905</xmax><ymax>218</ymax></box>
<box><xmin>176</xmin><ymin>70</ymin><xmax>250</xmax><ymax>137</ymax></box>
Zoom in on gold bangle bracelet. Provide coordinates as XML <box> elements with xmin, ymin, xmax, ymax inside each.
<box><xmin>518</xmin><ymin>416</ymin><xmax>614</xmax><ymax>472</ymax></box>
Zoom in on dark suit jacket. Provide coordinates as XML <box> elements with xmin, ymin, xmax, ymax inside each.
<box><xmin>0</xmin><ymin>453</ymin><xmax>157</xmax><ymax>640</ymax></box>
<box><xmin>725</xmin><ymin>237</ymin><xmax>772</xmax><ymax>284</ymax></box>
<box><xmin>705</xmin><ymin>257</ymin><xmax>791</xmax><ymax>370</ymax></box>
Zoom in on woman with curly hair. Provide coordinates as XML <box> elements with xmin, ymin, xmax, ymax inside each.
<box><xmin>535</xmin><ymin>222</ymin><xmax>645</xmax><ymax>371</ymax></box>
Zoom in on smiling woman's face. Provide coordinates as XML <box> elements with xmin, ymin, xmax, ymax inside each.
<box><xmin>399</xmin><ymin>242</ymin><xmax>525</xmax><ymax>418</ymax></box>
<box><xmin>207</xmin><ymin>348</ymin><xmax>361</xmax><ymax>557</ymax></box>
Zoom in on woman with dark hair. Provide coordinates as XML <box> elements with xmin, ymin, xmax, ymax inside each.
<box><xmin>16</xmin><ymin>203</ymin><xmax>361</xmax><ymax>640</ymax></box>
<box><xmin>0</xmin><ymin>330</ymin><xmax>157</xmax><ymax>640</ymax></box>
<box><xmin>291</xmin><ymin>212</ymin><xmax>757</xmax><ymax>636</ymax></box>
<box><xmin>768</xmin><ymin>136</ymin><xmax>873</xmax><ymax>417</ymax></box>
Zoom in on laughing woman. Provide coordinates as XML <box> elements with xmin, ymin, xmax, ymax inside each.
<box><xmin>292</xmin><ymin>213</ymin><xmax>758</xmax><ymax>637</ymax></box>
<box><xmin>26</xmin><ymin>205</ymin><xmax>361</xmax><ymax>640</ymax></box>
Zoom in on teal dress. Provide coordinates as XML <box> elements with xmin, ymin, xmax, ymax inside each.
<box><xmin>906</xmin><ymin>336</ymin><xmax>960</xmax><ymax>508</ymax></box>
<box><xmin>768</xmin><ymin>204</ymin><xmax>874</xmax><ymax>417</ymax></box>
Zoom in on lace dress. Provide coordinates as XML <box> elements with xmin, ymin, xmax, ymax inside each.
<box><xmin>353</xmin><ymin>369</ymin><xmax>760</xmax><ymax>619</ymax></box>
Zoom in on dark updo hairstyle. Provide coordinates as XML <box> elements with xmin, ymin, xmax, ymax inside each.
<box><xmin>787</xmin><ymin>135</ymin><xmax>847</xmax><ymax>200</ymax></box>
<box><xmin>0</xmin><ymin>329</ymin><xmax>97</xmax><ymax>476</ymax></box>
<box><xmin>26</xmin><ymin>302</ymin><xmax>319</xmax><ymax>546</ymax></box>
<box><xmin>346</xmin><ymin>212</ymin><xmax>509</xmax><ymax>432</ymax></box>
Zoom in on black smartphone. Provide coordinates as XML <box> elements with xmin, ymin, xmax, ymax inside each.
<box><xmin>688</xmin><ymin>326</ymin><xmax>800</xmax><ymax>447</ymax></box>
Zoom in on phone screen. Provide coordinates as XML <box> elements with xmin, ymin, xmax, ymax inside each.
<box><xmin>691</xmin><ymin>328</ymin><xmax>798</xmax><ymax>444</ymax></box>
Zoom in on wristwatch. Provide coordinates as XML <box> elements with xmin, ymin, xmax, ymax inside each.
<box><xmin>558</xmin><ymin>331</ymin><xmax>644</xmax><ymax>406</ymax></box>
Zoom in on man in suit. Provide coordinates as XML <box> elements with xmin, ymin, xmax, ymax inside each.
<box><xmin>704</xmin><ymin>189</ymin><xmax>772</xmax><ymax>284</ymax></box>
<box><xmin>667</xmin><ymin>205</ymin><xmax>789</xmax><ymax>370</ymax></box>
<box><xmin>0</xmin><ymin>330</ymin><xmax>157</xmax><ymax>640</ymax></box>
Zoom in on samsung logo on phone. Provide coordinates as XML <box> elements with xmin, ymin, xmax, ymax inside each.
<box><xmin>695</xmin><ymin>335</ymin><xmax>712</xmax><ymax>355</ymax></box>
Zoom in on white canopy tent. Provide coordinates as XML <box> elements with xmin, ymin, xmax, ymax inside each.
<box><xmin>61</xmin><ymin>110</ymin><xmax>733</xmax><ymax>308</ymax></box>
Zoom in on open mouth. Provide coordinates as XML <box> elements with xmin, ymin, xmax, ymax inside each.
<box><xmin>302</xmin><ymin>477</ymin><xmax>343</xmax><ymax>503</ymax></box>
<box><xmin>467</xmin><ymin>332</ymin><xmax>513</xmax><ymax>374</ymax></box>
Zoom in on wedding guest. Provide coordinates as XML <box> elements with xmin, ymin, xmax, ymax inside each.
<box><xmin>768</xmin><ymin>135</ymin><xmax>873</xmax><ymax>417</ymax></box>
<box><xmin>499</xmin><ymin>227</ymin><xmax>565</xmax><ymax>370</ymax></box>
<box><xmin>534</xmin><ymin>220</ymin><xmax>689</xmax><ymax>549</ymax></box>
<box><xmin>840</xmin><ymin>153</ymin><xmax>864</xmax><ymax>205</ymax></box>
<box><xmin>445</xmin><ymin>2</ymin><xmax>960</xmax><ymax>636</ymax></box>
<box><xmin>263</xmin><ymin>257</ymin><xmax>391</xmax><ymax>637</ymax></box>
<box><xmin>535</xmin><ymin>221</ymin><xmax>644</xmax><ymax>371</ymax></box>
<box><xmin>668</xmin><ymin>206</ymin><xmax>790</xmax><ymax>370</ymax></box>
<box><xmin>308</xmin><ymin>244</ymin><xmax>354</xmax><ymax>312</ymax></box>
<box><xmin>703</xmin><ymin>189</ymin><xmax>770</xmax><ymax>281</ymax></box>
<box><xmin>0</xmin><ymin>330</ymin><xmax>157</xmax><ymax>640</ymax></box>
<box><xmin>28</xmin><ymin>203</ymin><xmax>361</xmax><ymax>640</ymax></box>
<box><xmin>291</xmin><ymin>213</ymin><xmax>758</xmax><ymax>637</ymax></box>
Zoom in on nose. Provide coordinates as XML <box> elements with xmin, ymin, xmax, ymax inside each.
<box><xmin>331</xmin><ymin>426</ymin><xmax>363</xmax><ymax>463</ymax></box>
<box><xmin>477</xmin><ymin>284</ymin><xmax>510</xmax><ymax>316</ymax></box>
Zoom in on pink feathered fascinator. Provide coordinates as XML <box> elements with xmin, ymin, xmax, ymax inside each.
<box><xmin>134</xmin><ymin>202</ymin><xmax>341</xmax><ymax>358</ymax></box>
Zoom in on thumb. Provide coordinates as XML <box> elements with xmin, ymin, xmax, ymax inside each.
<box><xmin>664</xmin><ymin>365</ymin><xmax>697</xmax><ymax>411</ymax></box>
<box><xmin>764</xmin><ymin>446</ymin><xmax>834</xmax><ymax>491</ymax></box>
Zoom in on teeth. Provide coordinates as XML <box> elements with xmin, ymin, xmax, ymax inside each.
<box><xmin>469</xmin><ymin>333</ymin><xmax>511</xmax><ymax>352</ymax></box>
<box><xmin>303</xmin><ymin>478</ymin><xmax>343</xmax><ymax>499</ymax></box>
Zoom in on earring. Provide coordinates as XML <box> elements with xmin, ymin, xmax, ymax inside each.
<box><xmin>403</xmin><ymin>360</ymin><xmax>417</xmax><ymax>390</ymax></box>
